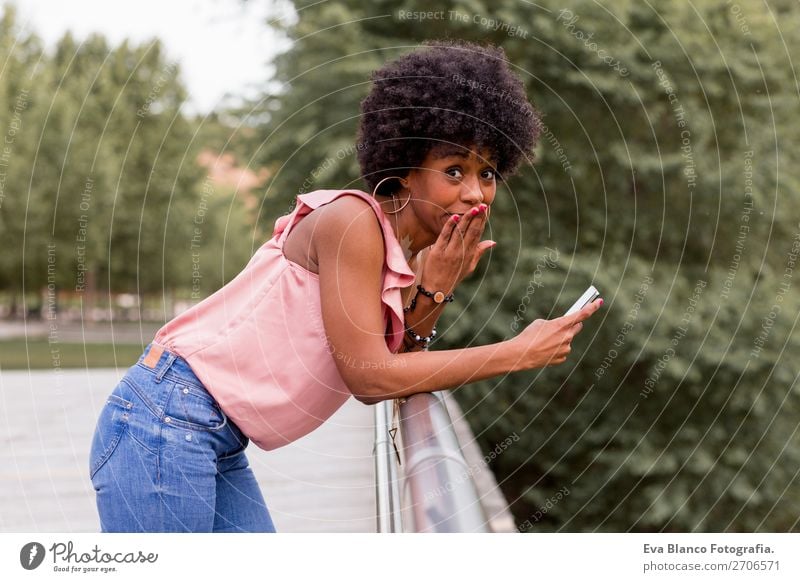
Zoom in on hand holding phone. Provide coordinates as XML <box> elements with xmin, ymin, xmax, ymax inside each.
<box><xmin>564</xmin><ymin>285</ymin><xmax>601</xmax><ymax>316</ymax></box>
<box><xmin>511</xmin><ymin>285</ymin><xmax>603</xmax><ymax>370</ymax></box>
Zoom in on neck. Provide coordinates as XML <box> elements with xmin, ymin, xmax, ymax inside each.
<box><xmin>373</xmin><ymin>194</ymin><xmax>435</xmax><ymax>261</ymax></box>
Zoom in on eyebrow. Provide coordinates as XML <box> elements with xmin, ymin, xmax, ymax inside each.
<box><xmin>431</xmin><ymin>146</ymin><xmax>470</xmax><ymax>160</ymax></box>
<box><xmin>431</xmin><ymin>146</ymin><xmax>497</xmax><ymax>168</ymax></box>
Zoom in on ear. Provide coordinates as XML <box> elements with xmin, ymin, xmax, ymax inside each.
<box><xmin>400</xmin><ymin>168</ymin><xmax>418</xmax><ymax>189</ymax></box>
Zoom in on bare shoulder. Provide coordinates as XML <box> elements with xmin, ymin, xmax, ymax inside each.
<box><xmin>314</xmin><ymin>194</ymin><xmax>385</xmax><ymax>266</ymax></box>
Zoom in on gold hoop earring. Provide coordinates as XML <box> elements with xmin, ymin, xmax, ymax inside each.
<box><xmin>370</xmin><ymin>176</ymin><xmax>412</xmax><ymax>215</ymax></box>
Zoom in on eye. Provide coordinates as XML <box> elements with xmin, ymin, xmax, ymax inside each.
<box><xmin>481</xmin><ymin>168</ymin><xmax>496</xmax><ymax>181</ymax></box>
<box><xmin>445</xmin><ymin>167</ymin><xmax>463</xmax><ymax>180</ymax></box>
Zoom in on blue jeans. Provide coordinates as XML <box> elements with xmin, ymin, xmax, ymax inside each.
<box><xmin>89</xmin><ymin>342</ymin><xmax>276</xmax><ymax>532</ymax></box>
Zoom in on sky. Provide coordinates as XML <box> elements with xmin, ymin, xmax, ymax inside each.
<box><xmin>3</xmin><ymin>0</ymin><xmax>289</xmax><ymax>114</ymax></box>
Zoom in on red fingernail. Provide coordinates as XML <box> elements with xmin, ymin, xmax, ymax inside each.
<box><xmin>471</xmin><ymin>208</ymin><xmax>479</xmax><ymax>216</ymax></box>
<box><xmin>479</xmin><ymin>203</ymin><xmax>487</xmax><ymax>211</ymax></box>
<box><xmin>598</xmin><ymin>298</ymin><xmax>604</xmax><ymax>306</ymax></box>
<box><xmin>452</xmin><ymin>214</ymin><xmax>460</xmax><ymax>222</ymax></box>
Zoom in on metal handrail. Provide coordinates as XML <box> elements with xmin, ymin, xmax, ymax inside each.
<box><xmin>374</xmin><ymin>391</ymin><xmax>490</xmax><ymax>533</ymax></box>
<box><xmin>373</xmin><ymin>399</ymin><xmax>403</xmax><ymax>532</ymax></box>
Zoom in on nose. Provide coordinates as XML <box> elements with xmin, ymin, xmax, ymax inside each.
<box><xmin>460</xmin><ymin>176</ymin><xmax>484</xmax><ymax>207</ymax></box>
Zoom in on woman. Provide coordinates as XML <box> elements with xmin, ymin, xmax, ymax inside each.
<box><xmin>88</xmin><ymin>40</ymin><xmax>602</xmax><ymax>532</ymax></box>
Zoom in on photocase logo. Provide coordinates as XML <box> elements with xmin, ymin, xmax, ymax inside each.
<box><xmin>19</xmin><ymin>542</ymin><xmax>46</xmax><ymax>570</ymax></box>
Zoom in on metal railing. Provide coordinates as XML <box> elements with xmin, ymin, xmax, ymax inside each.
<box><xmin>373</xmin><ymin>391</ymin><xmax>490</xmax><ymax>533</ymax></box>
<box><xmin>373</xmin><ymin>397</ymin><xmax>403</xmax><ymax>532</ymax></box>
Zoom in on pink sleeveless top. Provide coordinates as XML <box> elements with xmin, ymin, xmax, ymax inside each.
<box><xmin>152</xmin><ymin>189</ymin><xmax>416</xmax><ymax>451</ymax></box>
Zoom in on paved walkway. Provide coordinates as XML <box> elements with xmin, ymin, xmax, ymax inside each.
<box><xmin>0</xmin><ymin>368</ymin><xmax>515</xmax><ymax>533</ymax></box>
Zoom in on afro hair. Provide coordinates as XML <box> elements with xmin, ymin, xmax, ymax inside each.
<box><xmin>357</xmin><ymin>39</ymin><xmax>540</xmax><ymax>197</ymax></box>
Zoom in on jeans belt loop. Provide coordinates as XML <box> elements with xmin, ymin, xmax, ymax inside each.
<box><xmin>155</xmin><ymin>352</ymin><xmax>178</xmax><ymax>383</ymax></box>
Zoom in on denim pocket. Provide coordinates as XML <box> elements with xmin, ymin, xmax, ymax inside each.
<box><xmin>89</xmin><ymin>392</ymin><xmax>133</xmax><ymax>480</ymax></box>
<box><xmin>162</xmin><ymin>382</ymin><xmax>227</xmax><ymax>431</ymax></box>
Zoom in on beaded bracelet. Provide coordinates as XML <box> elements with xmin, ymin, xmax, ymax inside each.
<box><xmin>402</xmin><ymin>284</ymin><xmax>450</xmax><ymax>349</ymax></box>
<box><xmin>415</xmin><ymin>284</ymin><xmax>455</xmax><ymax>304</ymax></box>
<box><xmin>405</xmin><ymin>324</ymin><xmax>437</xmax><ymax>349</ymax></box>
<box><xmin>403</xmin><ymin>284</ymin><xmax>455</xmax><ymax>314</ymax></box>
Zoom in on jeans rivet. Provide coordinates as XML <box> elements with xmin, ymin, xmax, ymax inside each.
<box><xmin>183</xmin><ymin>388</ymin><xmax>189</xmax><ymax>394</ymax></box>
<box><xmin>185</xmin><ymin>433</ymin><xmax>192</xmax><ymax>441</ymax></box>
<box><xmin>164</xmin><ymin>417</ymin><xmax>172</xmax><ymax>423</ymax></box>
<box><xmin>126</xmin><ymin>403</ymin><xmax>132</xmax><ymax>409</ymax></box>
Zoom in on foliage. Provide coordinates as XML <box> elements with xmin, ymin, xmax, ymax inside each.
<box><xmin>0</xmin><ymin>5</ymin><xmax>255</xmax><ymax>313</ymax></box>
<box><xmin>250</xmin><ymin>0</ymin><xmax>800</xmax><ymax>531</ymax></box>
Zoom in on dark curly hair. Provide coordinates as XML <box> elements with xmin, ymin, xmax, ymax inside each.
<box><xmin>357</xmin><ymin>39</ymin><xmax>540</xmax><ymax>197</ymax></box>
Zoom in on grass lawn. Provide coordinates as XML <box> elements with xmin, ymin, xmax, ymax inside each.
<box><xmin>0</xmin><ymin>340</ymin><xmax>145</xmax><ymax>369</ymax></box>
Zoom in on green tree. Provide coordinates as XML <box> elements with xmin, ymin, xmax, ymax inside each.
<box><xmin>0</xmin><ymin>10</ymin><xmax>219</xmax><ymax>316</ymax></box>
<box><xmin>249</xmin><ymin>0</ymin><xmax>800</xmax><ymax>531</ymax></box>
<box><xmin>0</xmin><ymin>4</ymin><xmax>47</xmax><ymax>310</ymax></box>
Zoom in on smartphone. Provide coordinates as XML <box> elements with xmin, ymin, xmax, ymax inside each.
<box><xmin>564</xmin><ymin>285</ymin><xmax>600</xmax><ymax>316</ymax></box>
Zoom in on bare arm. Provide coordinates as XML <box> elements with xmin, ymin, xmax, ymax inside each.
<box><xmin>315</xmin><ymin>194</ymin><xmax>601</xmax><ymax>405</ymax></box>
